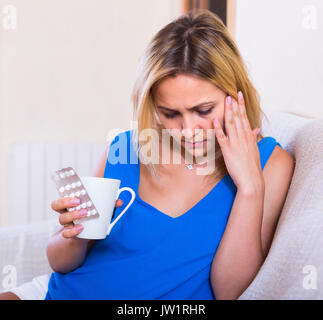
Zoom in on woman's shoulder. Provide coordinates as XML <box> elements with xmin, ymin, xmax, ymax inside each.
<box><xmin>263</xmin><ymin>142</ymin><xmax>295</xmax><ymax>182</ymax></box>
<box><xmin>258</xmin><ymin>135</ymin><xmax>294</xmax><ymax>170</ymax></box>
<box><xmin>256</xmin><ymin>134</ymin><xmax>295</xmax><ymax>205</ymax></box>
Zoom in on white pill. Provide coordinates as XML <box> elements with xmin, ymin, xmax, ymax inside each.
<box><xmin>68</xmin><ymin>207</ymin><xmax>75</xmax><ymax>212</ymax></box>
<box><xmin>80</xmin><ymin>189</ymin><xmax>86</xmax><ymax>196</ymax></box>
<box><xmin>76</xmin><ymin>181</ymin><xmax>81</xmax><ymax>187</ymax></box>
<box><xmin>64</xmin><ymin>195</ymin><xmax>69</xmax><ymax>198</ymax></box>
<box><xmin>54</xmin><ymin>174</ymin><xmax>60</xmax><ymax>181</ymax></box>
<box><xmin>65</xmin><ymin>184</ymin><xmax>71</xmax><ymax>191</ymax></box>
<box><xmin>59</xmin><ymin>187</ymin><xmax>65</xmax><ymax>193</ymax></box>
<box><xmin>71</xmin><ymin>183</ymin><xmax>76</xmax><ymax>189</ymax></box>
<box><xmin>69</xmin><ymin>169</ymin><xmax>75</xmax><ymax>176</ymax></box>
<box><xmin>69</xmin><ymin>192</ymin><xmax>75</xmax><ymax>198</ymax></box>
<box><xmin>60</xmin><ymin>173</ymin><xmax>65</xmax><ymax>179</ymax></box>
<box><xmin>76</xmin><ymin>205</ymin><xmax>81</xmax><ymax>210</ymax></box>
<box><xmin>81</xmin><ymin>203</ymin><xmax>87</xmax><ymax>209</ymax></box>
<box><xmin>86</xmin><ymin>201</ymin><xmax>92</xmax><ymax>207</ymax></box>
<box><xmin>75</xmin><ymin>191</ymin><xmax>80</xmax><ymax>197</ymax></box>
<box><xmin>91</xmin><ymin>209</ymin><xmax>97</xmax><ymax>215</ymax></box>
<box><xmin>65</xmin><ymin>171</ymin><xmax>70</xmax><ymax>177</ymax></box>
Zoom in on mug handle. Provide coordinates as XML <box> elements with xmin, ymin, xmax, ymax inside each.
<box><xmin>107</xmin><ymin>187</ymin><xmax>136</xmax><ymax>235</ymax></box>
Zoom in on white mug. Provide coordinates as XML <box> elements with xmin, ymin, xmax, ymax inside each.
<box><xmin>73</xmin><ymin>177</ymin><xmax>136</xmax><ymax>239</ymax></box>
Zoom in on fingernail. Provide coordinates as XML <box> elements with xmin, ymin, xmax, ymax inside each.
<box><xmin>79</xmin><ymin>209</ymin><xmax>87</xmax><ymax>216</ymax></box>
<box><xmin>214</xmin><ymin>117</ymin><xmax>219</xmax><ymax>126</ymax></box>
<box><xmin>71</xmin><ymin>198</ymin><xmax>80</xmax><ymax>205</ymax></box>
<box><xmin>75</xmin><ymin>224</ymin><xmax>84</xmax><ymax>231</ymax></box>
<box><xmin>256</xmin><ymin>128</ymin><xmax>261</xmax><ymax>135</ymax></box>
<box><xmin>238</xmin><ymin>91</ymin><xmax>243</xmax><ymax>101</ymax></box>
<box><xmin>226</xmin><ymin>96</ymin><xmax>232</xmax><ymax>104</ymax></box>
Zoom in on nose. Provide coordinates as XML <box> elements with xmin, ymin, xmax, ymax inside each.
<box><xmin>181</xmin><ymin>116</ymin><xmax>203</xmax><ymax>141</ymax></box>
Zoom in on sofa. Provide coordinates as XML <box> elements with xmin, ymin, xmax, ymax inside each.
<box><xmin>0</xmin><ymin>108</ymin><xmax>322</xmax><ymax>299</ymax></box>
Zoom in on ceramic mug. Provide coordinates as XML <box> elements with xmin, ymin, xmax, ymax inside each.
<box><xmin>73</xmin><ymin>177</ymin><xmax>136</xmax><ymax>239</ymax></box>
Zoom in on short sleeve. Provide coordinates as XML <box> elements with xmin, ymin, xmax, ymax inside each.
<box><xmin>258</xmin><ymin>137</ymin><xmax>283</xmax><ymax>170</ymax></box>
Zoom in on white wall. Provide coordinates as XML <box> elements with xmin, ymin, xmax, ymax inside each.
<box><xmin>235</xmin><ymin>0</ymin><xmax>323</xmax><ymax>119</ymax></box>
<box><xmin>0</xmin><ymin>0</ymin><xmax>181</xmax><ymax>226</ymax></box>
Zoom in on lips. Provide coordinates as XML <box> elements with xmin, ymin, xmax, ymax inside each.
<box><xmin>185</xmin><ymin>140</ymin><xmax>205</xmax><ymax>144</ymax></box>
<box><xmin>184</xmin><ymin>140</ymin><xmax>207</xmax><ymax>148</ymax></box>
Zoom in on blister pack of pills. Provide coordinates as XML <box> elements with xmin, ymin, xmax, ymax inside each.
<box><xmin>51</xmin><ymin>167</ymin><xmax>99</xmax><ymax>218</ymax></box>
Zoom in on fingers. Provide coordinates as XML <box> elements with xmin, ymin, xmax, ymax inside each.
<box><xmin>59</xmin><ymin>209</ymin><xmax>88</xmax><ymax>226</ymax></box>
<box><xmin>116</xmin><ymin>199</ymin><xmax>123</xmax><ymax>207</ymax></box>
<box><xmin>215</xmin><ymin>91</ymin><xmax>259</xmax><ymax>147</ymax></box>
<box><xmin>62</xmin><ymin>223</ymin><xmax>84</xmax><ymax>239</ymax></box>
<box><xmin>213</xmin><ymin>116</ymin><xmax>228</xmax><ymax>147</ymax></box>
<box><xmin>52</xmin><ymin>197</ymin><xmax>123</xmax><ymax>213</ymax></box>
<box><xmin>254</xmin><ymin>128</ymin><xmax>261</xmax><ymax>137</ymax></box>
<box><xmin>225</xmin><ymin>95</ymin><xmax>239</xmax><ymax>141</ymax></box>
<box><xmin>54</xmin><ymin>196</ymin><xmax>124</xmax><ymax>238</ymax></box>
<box><xmin>54</xmin><ymin>196</ymin><xmax>123</xmax><ymax>224</ymax></box>
<box><xmin>57</xmin><ymin>198</ymin><xmax>124</xmax><ymax>228</ymax></box>
<box><xmin>51</xmin><ymin>197</ymin><xmax>81</xmax><ymax>214</ymax></box>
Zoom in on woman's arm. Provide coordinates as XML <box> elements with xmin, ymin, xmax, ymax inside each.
<box><xmin>210</xmin><ymin>185</ymin><xmax>265</xmax><ymax>300</ymax></box>
<box><xmin>261</xmin><ymin>147</ymin><xmax>295</xmax><ymax>256</ymax></box>
<box><xmin>210</xmin><ymin>92</ymin><xmax>295</xmax><ymax>300</ymax></box>
<box><xmin>46</xmin><ymin>229</ymin><xmax>95</xmax><ymax>274</ymax></box>
<box><xmin>210</xmin><ymin>146</ymin><xmax>295</xmax><ymax>300</ymax></box>
<box><xmin>0</xmin><ymin>292</ymin><xmax>20</xmax><ymax>300</ymax></box>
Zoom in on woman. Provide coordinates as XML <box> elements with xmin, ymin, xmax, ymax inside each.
<box><xmin>1</xmin><ymin>8</ymin><xmax>295</xmax><ymax>300</ymax></box>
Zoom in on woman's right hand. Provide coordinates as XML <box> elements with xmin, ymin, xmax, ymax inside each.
<box><xmin>51</xmin><ymin>197</ymin><xmax>124</xmax><ymax>239</ymax></box>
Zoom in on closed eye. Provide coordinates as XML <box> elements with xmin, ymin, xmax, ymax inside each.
<box><xmin>197</xmin><ymin>107</ymin><xmax>214</xmax><ymax>115</ymax></box>
<box><xmin>163</xmin><ymin>112</ymin><xmax>179</xmax><ymax>119</ymax></box>
<box><xmin>163</xmin><ymin>107</ymin><xmax>214</xmax><ymax>118</ymax></box>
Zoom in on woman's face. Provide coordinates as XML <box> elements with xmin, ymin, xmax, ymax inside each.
<box><xmin>153</xmin><ymin>73</ymin><xmax>227</xmax><ymax>159</ymax></box>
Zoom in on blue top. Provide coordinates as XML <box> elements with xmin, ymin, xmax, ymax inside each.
<box><xmin>45</xmin><ymin>130</ymin><xmax>282</xmax><ymax>300</ymax></box>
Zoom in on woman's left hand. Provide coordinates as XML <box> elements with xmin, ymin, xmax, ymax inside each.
<box><xmin>213</xmin><ymin>91</ymin><xmax>264</xmax><ymax>195</ymax></box>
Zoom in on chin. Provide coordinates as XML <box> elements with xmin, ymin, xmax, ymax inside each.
<box><xmin>183</xmin><ymin>144</ymin><xmax>208</xmax><ymax>160</ymax></box>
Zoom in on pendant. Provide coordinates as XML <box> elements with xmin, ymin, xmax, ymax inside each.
<box><xmin>186</xmin><ymin>164</ymin><xmax>194</xmax><ymax>170</ymax></box>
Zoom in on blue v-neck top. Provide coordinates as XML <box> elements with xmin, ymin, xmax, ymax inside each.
<box><xmin>45</xmin><ymin>129</ymin><xmax>282</xmax><ymax>300</ymax></box>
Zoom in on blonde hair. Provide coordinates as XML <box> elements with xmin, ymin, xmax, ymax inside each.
<box><xmin>131</xmin><ymin>8</ymin><xmax>266</xmax><ymax>183</ymax></box>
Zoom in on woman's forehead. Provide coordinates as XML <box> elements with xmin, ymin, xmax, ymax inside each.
<box><xmin>153</xmin><ymin>77</ymin><xmax>224</xmax><ymax>109</ymax></box>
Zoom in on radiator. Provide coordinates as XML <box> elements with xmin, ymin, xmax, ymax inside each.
<box><xmin>10</xmin><ymin>143</ymin><xmax>106</xmax><ymax>225</ymax></box>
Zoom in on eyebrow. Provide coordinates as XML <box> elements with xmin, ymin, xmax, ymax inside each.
<box><xmin>156</xmin><ymin>101</ymin><xmax>217</xmax><ymax>112</ymax></box>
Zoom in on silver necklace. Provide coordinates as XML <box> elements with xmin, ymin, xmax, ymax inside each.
<box><xmin>185</xmin><ymin>156</ymin><xmax>216</xmax><ymax>170</ymax></box>
<box><xmin>186</xmin><ymin>164</ymin><xmax>195</xmax><ymax>170</ymax></box>
<box><xmin>181</xmin><ymin>129</ymin><xmax>215</xmax><ymax>170</ymax></box>
<box><xmin>186</xmin><ymin>161</ymin><xmax>207</xmax><ymax>170</ymax></box>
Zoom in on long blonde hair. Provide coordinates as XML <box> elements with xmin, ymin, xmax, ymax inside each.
<box><xmin>131</xmin><ymin>8</ymin><xmax>265</xmax><ymax>183</ymax></box>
